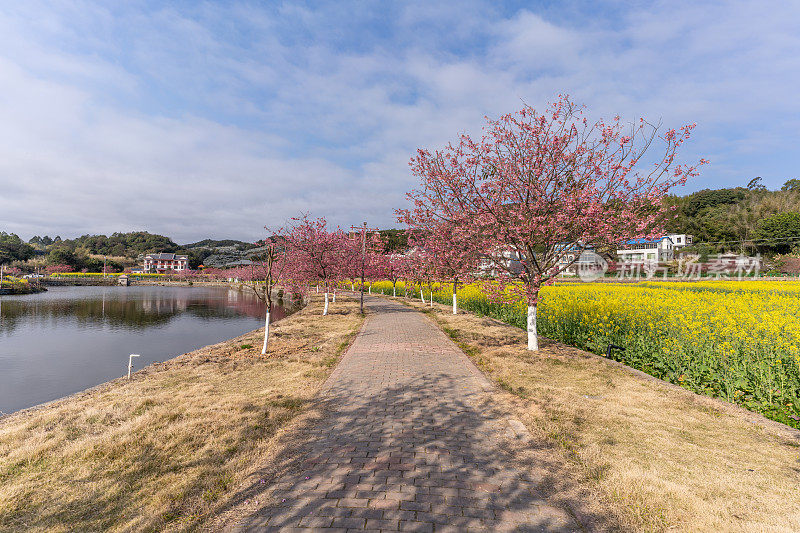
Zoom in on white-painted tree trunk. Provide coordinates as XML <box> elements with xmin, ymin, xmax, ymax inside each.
<box><xmin>316</xmin><ymin>285</ymin><xmax>319</xmax><ymax>293</ymax></box>
<box><xmin>527</xmin><ymin>305</ymin><xmax>539</xmax><ymax>350</ymax></box>
<box><xmin>420</xmin><ymin>290</ymin><xmax>424</xmax><ymax>303</ymax></box>
<box><xmin>261</xmin><ymin>310</ymin><xmax>271</xmax><ymax>354</ymax></box>
<box><xmin>393</xmin><ymin>285</ymin><xmax>396</xmax><ymax>297</ymax></box>
<box><xmin>323</xmin><ymin>292</ymin><xmax>329</xmax><ymax>315</ymax></box>
<box><xmin>368</xmin><ymin>285</ymin><xmax>371</xmax><ymax>294</ymax></box>
<box><xmin>429</xmin><ymin>291</ymin><xmax>433</xmax><ymax>307</ymax></box>
<box><xmin>452</xmin><ymin>293</ymin><xmax>457</xmax><ymax>314</ymax></box>
<box><xmin>351</xmin><ymin>282</ymin><xmax>354</xmax><ymax>291</ymax></box>
<box><xmin>333</xmin><ymin>289</ymin><xmax>336</xmax><ymax>302</ymax></box>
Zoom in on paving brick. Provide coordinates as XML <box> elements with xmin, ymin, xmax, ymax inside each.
<box><xmin>234</xmin><ymin>297</ymin><xmax>579</xmax><ymax>532</ymax></box>
<box><xmin>331</xmin><ymin>517</ymin><xmax>367</xmax><ymax>528</ymax></box>
<box><xmin>365</xmin><ymin>518</ymin><xmax>401</xmax><ymax>530</ymax></box>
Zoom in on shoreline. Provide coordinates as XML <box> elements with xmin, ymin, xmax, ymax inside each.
<box><xmin>0</xmin><ymin>283</ymin><xmax>301</xmax><ymax>419</ymax></box>
<box><xmin>0</xmin><ymin>285</ymin><xmax>47</xmax><ymax>295</ymax></box>
<box><xmin>0</xmin><ymin>294</ymin><xmax>365</xmax><ymax>531</ymax></box>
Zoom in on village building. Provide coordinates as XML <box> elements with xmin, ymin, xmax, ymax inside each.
<box><xmin>554</xmin><ymin>243</ymin><xmax>606</xmax><ymax>276</ymax></box>
<box><xmin>666</xmin><ymin>234</ymin><xmax>693</xmax><ymax>250</ymax></box>
<box><xmin>617</xmin><ymin>236</ymin><xmax>674</xmax><ymax>262</ymax></box>
<box><xmin>143</xmin><ymin>252</ymin><xmax>188</xmax><ymax>273</ymax></box>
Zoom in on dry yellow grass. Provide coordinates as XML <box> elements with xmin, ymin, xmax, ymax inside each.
<box><xmin>0</xmin><ymin>295</ymin><xmax>364</xmax><ymax>532</ymax></box>
<box><xmin>395</xmin><ymin>296</ymin><xmax>800</xmax><ymax>532</ymax></box>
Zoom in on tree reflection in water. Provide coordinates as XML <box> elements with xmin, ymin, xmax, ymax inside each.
<box><xmin>0</xmin><ymin>286</ymin><xmax>293</xmax><ymax>414</ymax></box>
<box><xmin>0</xmin><ymin>285</ymin><xmax>290</xmax><ymax>334</ymax></box>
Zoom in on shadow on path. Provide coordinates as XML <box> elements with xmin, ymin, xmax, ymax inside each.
<box><xmin>221</xmin><ymin>297</ymin><xmax>615</xmax><ymax>532</ymax></box>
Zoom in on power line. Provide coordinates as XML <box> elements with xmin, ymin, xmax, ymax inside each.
<box><xmin>678</xmin><ymin>235</ymin><xmax>800</xmax><ymax>247</ymax></box>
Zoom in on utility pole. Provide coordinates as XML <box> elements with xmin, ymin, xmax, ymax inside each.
<box><xmin>360</xmin><ymin>221</ymin><xmax>366</xmax><ymax>314</ymax></box>
<box><xmin>350</xmin><ymin>222</ymin><xmax>378</xmax><ymax>315</ymax></box>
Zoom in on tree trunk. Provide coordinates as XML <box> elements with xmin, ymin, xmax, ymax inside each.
<box><xmin>420</xmin><ymin>288</ymin><xmax>424</xmax><ymax>303</ymax></box>
<box><xmin>261</xmin><ymin>310</ymin><xmax>270</xmax><ymax>354</ymax></box>
<box><xmin>452</xmin><ymin>280</ymin><xmax>457</xmax><ymax>314</ymax></box>
<box><xmin>333</xmin><ymin>289</ymin><xmax>336</xmax><ymax>303</ymax></box>
<box><xmin>323</xmin><ymin>292</ymin><xmax>329</xmax><ymax>315</ymax></box>
<box><xmin>393</xmin><ymin>283</ymin><xmax>396</xmax><ymax>297</ymax></box>
<box><xmin>527</xmin><ymin>304</ymin><xmax>539</xmax><ymax>350</ymax></box>
<box><xmin>368</xmin><ymin>285</ymin><xmax>371</xmax><ymax>294</ymax></box>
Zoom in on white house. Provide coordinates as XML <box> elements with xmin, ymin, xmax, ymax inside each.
<box><xmin>143</xmin><ymin>253</ymin><xmax>189</xmax><ymax>273</ymax></box>
<box><xmin>617</xmin><ymin>237</ymin><xmax>674</xmax><ymax>262</ymax></box>
<box><xmin>555</xmin><ymin>244</ymin><xmax>605</xmax><ymax>276</ymax></box>
<box><xmin>477</xmin><ymin>247</ymin><xmax>524</xmax><ymax>277</ymax></box>
<box><xmin>666</xmin><ymin>234</ymin><xmax>693</xmax><ymax>250</ymax></box>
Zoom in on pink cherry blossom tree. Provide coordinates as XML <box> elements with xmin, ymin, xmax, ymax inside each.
<box><xmin>285</xmin><ymin>215</ymin><xmax>346</xmax><ymax>316</ymax></box>
<box><xmin>405</xmin><ymin>246</ymin><xmax>438</xmax><ymax>306</ymax></box>
<box><xmin>243</xmin><ymin>233</ymin><xmax>290</xmax><ymax>354</ymax></box>
<box><xmin>399</xmin><ymin>95</ymin><xmax>706</xmax><ymax>350</ymax></box>
<box><xmin>371</xmin><ymin>250</ymin><xmax>409</xmax><ymax>298</ymax></box>
<box><xmin>339</xmin><ymin>238</ymin><xmax>362</xmax><ymax>292</ymax></box>
<box><xmin>405</xmin><ymin>219</ymin><xmax>480</xmax><ymax>314</ymax></box>
<box><xmin>45</xmin><ymin>264</ymin><xmax>74</xmax><ymax>275</ymax></box>
<box><xmin>342</xmin><ymin>226</ymin><xmax>383</xmax><ymax>313</ymax></box>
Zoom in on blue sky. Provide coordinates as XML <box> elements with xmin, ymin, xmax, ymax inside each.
<box><xmin>1</xmin><ymin>0</ymin><xmax>798</xmax><ymax>243</ymax></box>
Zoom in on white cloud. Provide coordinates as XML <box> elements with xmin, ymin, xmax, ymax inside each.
<box><xmin>0</xmin><ymin>1</ymin><xmax>799</xmax><ymax>242</ymax></box>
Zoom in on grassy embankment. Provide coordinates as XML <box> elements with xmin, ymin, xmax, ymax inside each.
<box><xmin>0</xmin><ymin>295</ymin><xmax>364</xmax><ymax>532</ymax></box>
<box><xmin>392</xmin><ymin>295</ymin><xmax>800</xmax><ymax>532</ymax></box>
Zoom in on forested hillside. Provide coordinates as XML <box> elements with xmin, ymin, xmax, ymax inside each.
<box><xmin>29</xmin><ymin>232</ymin><xmax>179</xmax><ymax>257</ymax></box>
<box><xmin>665</xmin><ymin>178</ymin><xmax>800</xmax><ymax>254</ymax></box>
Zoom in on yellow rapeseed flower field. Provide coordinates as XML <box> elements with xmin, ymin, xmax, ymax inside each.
<box><xmin>369</xmin><ymin>279</ymin><xmax>800</xmax><ymax>429</ymax></box>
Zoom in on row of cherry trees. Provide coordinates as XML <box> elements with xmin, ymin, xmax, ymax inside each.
<box><xmin>237</xmin><ymin>215</ymin><xmax>435</xmax><ymax>354</ymax></box>
<box><xmin>248</xmin><ymin>95</ymin><xmax>706</xmax><ymax>354</ymax></box>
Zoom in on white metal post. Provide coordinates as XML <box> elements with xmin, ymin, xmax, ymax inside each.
<box><xmin>127</xmin><ymin>354</ymin><xmax>140</xmax><ymax>379</ymax></box>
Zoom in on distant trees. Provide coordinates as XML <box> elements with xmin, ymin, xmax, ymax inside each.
<box><xmin>29</xmin><ymin>235</ymin><xmax>61</xmax><ymax>246</ymax></box>
<box><xmin>39</xmin><ymin>232</ymin><xmax>179</xmax><ymax>258</ymax></box>
<box><xmin>47</xmin><ymin>247</ymin><xmax>81</xmax><ymax>267</ymax></box>
<box><xmin>747</xmin><ymin>177</ymin><xmax>767</xmax><ymax>192</ymax></box>
<box><xmin>376</xmin><ymin>229</ymin><xmax>408</xmax><ymax>253</ymax></box>
<box><xmin>183</xmin><ymin>239</ymin><xmax>253</xmax><ymax>249</ymax></box>
<box><xmin>782</xmin><ymin>179</ymin><xmax>800</xmax><ymax>192</ymax></box>
<box><xmin>45</xmin><ymin>247</ymin><xmax>121</xmax><ymax>272</ymax></box>
<box><xmin>0</xmin><ymin>233</ymin><xmax>35</xmax><ymax>265</ymax></box>
<box><xmin>756</xmin><ymin>212</ymin><xmax>800</xmax><ymax>254</ymax></box>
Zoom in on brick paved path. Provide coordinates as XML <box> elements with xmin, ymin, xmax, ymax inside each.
<box><xmin>234</xmin><ymin>297</ymin><xmax>580</xmax><ymax>532</ymax></box>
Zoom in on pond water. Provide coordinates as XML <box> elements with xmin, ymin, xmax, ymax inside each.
<box><xmin>0</xmin><ymin>285</ymin><xmax>288</xmax><ymax>414</ymax></box>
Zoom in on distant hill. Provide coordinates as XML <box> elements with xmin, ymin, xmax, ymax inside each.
<box><xmin>34</xmin><ymin>232</ymin><xmax>180</xmax><ymax>258</ymax></box>
<box><xmin>182</xmin><ymin>239</ymin><xmax>253</xmax><ymax>249</ymax></box>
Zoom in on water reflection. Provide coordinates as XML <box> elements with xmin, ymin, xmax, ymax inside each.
<box><xmin>0</xmin><ymin>286</ymin><xmax>286</xmax><ymax>334</ymax></box>
<box><xmin>0</xmin><ymin>286</ymin><xmax>289</xmax><ymax>414</ymax></box>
